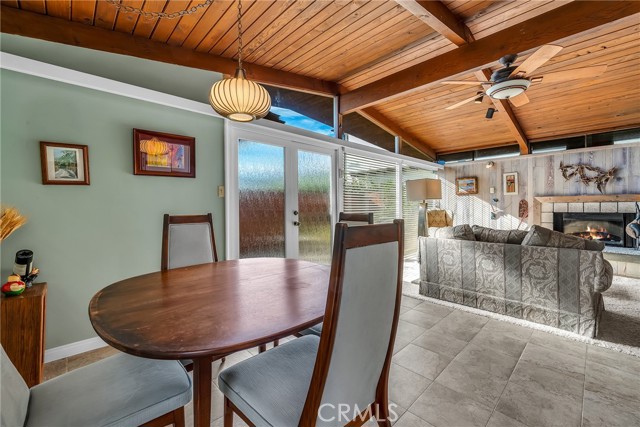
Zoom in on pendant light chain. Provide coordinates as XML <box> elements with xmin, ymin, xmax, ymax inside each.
<box><xmin>105</xmin><ymin>0</ymin><xmax>214</xmax><ymax>19</ymax></box>
<box><xmin>236</xmin><ymin>0</ymin><xmax>244</xmax><ymax>71</ymax></box>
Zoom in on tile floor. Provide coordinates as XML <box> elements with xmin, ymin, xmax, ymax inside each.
<box><xmin>45</xmin><ymin>295</ymin><xmax>640</xmax><ymax>427</ymax></box>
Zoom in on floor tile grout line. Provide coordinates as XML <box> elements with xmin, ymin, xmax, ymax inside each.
<box><xmin>580</xmin><ymin>343</ymin><xmax>588</xmax><ymax>427</ymax></box>
<box><xmin>484</xmin><ymin>337</ymin><xmax>534</xmax><ymax>427</ymax></box>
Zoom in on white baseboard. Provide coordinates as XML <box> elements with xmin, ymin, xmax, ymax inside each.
<box><xmin>45</xmin><ymin>337</ymin><xmax>108</xmax><ymax>363</ymax></box>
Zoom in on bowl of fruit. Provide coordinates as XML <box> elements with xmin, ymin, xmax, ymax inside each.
<box><xmin>2</xmin><ymin>275</ymin><xmax>26</xmax><ymax>296</ymax></box>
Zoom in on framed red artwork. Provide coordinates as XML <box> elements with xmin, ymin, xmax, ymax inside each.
<box><xmin>133</xmin><ymin>129</ymin><xmax>195</xmax><ymax>178</ymax></box>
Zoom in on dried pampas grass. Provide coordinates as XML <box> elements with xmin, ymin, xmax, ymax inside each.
<box><xmin>0</xmin><ymin>206</ymin><xmax>27</xmax><ymax>242</ymax></box>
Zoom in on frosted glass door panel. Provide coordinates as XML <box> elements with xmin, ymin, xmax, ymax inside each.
<box><xmin>238</xmin><ymin>141</ymin><xmax>285</xmax><ymax>258</ymax></box>
<box><xmin>298</xmin><ymin>150</ymin><xmax>332</xmax><ymax>265</ymax></box>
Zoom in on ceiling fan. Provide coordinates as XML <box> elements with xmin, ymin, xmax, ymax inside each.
<box><xmin>443</xmin><ymin>44</ymin><xmax>607</xmax><ymax>110</ymax></box>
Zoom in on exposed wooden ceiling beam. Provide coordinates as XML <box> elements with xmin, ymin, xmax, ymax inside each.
<box><xmin>359</xmin><ymin>107</ymin><xmax>436</xmax><ymax>160</ymax></box>
<box><xmin>396</xmin><ymin>0</ymin><xmax>529</xmax><ymax>154</ymax></box>
<box><xmin>395</xmin><ymin>0</ymin><xmax>471</xmax><ymax>46</ymax></box>
<box><xmin>340</xmin><ymin>1</ymin><xmax>640</xmax><ymax>114</ymax></box>
<box><xmin>0</xmin><ymin>5</ymin><xmax>338</xmax><ymax>97</ymax></box>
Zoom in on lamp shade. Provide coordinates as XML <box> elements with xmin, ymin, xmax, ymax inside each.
<box><xmin>209</xmin><ymin>68</ymin><xmax>271</xmax><ymax>122</ymax></box>
<box><xmin>406</xmin><ymin>178</ymin><xmax>442</xmax><ymax>201</ymax></box>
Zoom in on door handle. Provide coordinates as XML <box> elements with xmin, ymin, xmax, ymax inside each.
<box><xmin>293</xmin><ymin>221</ymin><xmax>300</xmax><ymax>226</ymax></box>
<box><xmin>293</xmin><ymin>210</ymin><xmax>299</xmax><ymax>216</ymax></box>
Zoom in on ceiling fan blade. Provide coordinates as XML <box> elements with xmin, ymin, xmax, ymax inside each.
<box><xmin>509</xmin><ymin>44</ymin><xmax>563</xmax><ymax>77</ymax></box>
<box><xmin>536</xmin><ymin>65</ymin><xmax>608</xmax><ymax>84</ymax></box>
<box><xmin>441</xmin><ymin>81</ymin><xmax>489</xmax><ymax>86</ymax></box>
<box><xmin>446</xmin><ymin>94</ymin><xmax>483</xmax><ymax>110</ymax></box>
<box><xmin>509</xmin><ymin>92</ymin><xmax>530</xmax><ymax>107</ymax></box>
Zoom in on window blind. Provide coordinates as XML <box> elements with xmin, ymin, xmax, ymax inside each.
<box><xmin>343</xmin><ymin>153</ymin><xmax>398</xmax><ymax>225</ymax></box>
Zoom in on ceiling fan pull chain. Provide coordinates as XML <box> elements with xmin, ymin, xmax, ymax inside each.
<box><xmin>105</xmin><ymin>0</ymin><xmax>214</xmax><ymax>19</ymax></box>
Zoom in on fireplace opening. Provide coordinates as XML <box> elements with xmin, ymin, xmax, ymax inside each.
<box><xmin>553</xmin><ymin>213</ymin><xmax>636</xmax><ymax>248</ymax></box>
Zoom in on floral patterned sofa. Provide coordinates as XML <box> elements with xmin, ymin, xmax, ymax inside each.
<box><xmin>419</xmin><ymin>225</ymin><xmax>613</xmax><ymax>337</ymax></box>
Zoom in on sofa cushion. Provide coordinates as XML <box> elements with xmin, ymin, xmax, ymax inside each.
<box><xmin>521</xmin><ymin>225</ymin><xmax>586</xmax><ymax>249</ymax></box>
<box><xmin>472</xmin><ymin>225</ymin><xmax>528</xmax><ymax>244</ymax></box>
<box><xmin>584</xmin><ymin>239</ymin><xmax>606</xmax><ymax>252</ymax></box>
<box><xmin>428</xmin><ymin>224</ymin><xmax>475</xmax><ymax>241</ymax></box>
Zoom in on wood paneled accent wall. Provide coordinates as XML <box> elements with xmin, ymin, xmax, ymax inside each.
<box><xmin>438</xmin><ymin>145</ymin><xmax>640</xmax><ymax>229</ymax></box>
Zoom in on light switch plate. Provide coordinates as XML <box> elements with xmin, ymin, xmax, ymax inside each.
<box><xmin>218</xmin><ymin>186</ymin><xmax>225</xmax><ymax>198</ymax></box>
<box><xmin>490</xmin><ymin>187</ymin><xmax>495</xmax><ymax>194</ymax></box>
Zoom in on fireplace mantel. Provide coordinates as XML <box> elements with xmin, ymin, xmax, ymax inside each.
<box><xmin>534</xmin><ymin>194</ymin><xmax>640</xmax><ymax>203</ymax></box>
<box><xmin>532</xmin><ymin>194</ymin><xmax>640</xmax><ymax>230</ymax></box>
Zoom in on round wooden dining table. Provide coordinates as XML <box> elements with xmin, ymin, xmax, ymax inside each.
<box><xmin>89</xmin><ymin>258</ymin><xmax>330</xmax><ymax>427</ymax></box>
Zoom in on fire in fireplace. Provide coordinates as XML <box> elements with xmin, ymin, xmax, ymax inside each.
<box><xmin>554</xmin><ymin>212</ymin><xmax>636</xmax><ymax>248</ymax></box>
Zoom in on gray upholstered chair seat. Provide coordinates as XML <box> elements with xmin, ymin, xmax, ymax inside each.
<box><xmin>24</xmin><ymin>353</ymin><xmax>192</xmax><ymax>427</ymax></box>
<box><xmin>218</xmin><ymin>335</ymin><xmax>320</xmax><ymax>427</ymax></box>
<box><xmin>299</xmin><ymin>322</ymin><xmax>323</xmax><ymax>337</ymax></box>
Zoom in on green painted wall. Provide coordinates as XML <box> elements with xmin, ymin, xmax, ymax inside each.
<box><xmin>0</xmin><ymin>70</ymin><xmax>225</xmax><ymax>349</ymax></box>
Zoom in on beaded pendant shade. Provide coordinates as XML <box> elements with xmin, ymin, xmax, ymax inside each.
<box><xmin>140</xmin><ymin>137</ymin><xmax>169</xmax><ymax>156</ymax></box>
<box><xmin>209</xmin><ymin>0</ymin><xmax>271</xmax><ymax>122</ymax></box>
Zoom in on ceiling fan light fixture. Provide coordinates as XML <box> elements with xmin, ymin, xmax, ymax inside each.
<box><xmin>486</xmin><ymin>79</ymin><xmax>531</xmax><ymax>100</ymax></box>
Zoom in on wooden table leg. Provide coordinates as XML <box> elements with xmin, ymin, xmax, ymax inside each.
<box><xmin>193</xmin><ymin>356</ymin><xmax>213</xmax><ymax>427</ymax></box>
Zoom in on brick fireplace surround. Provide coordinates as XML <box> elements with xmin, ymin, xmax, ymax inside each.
<box><xmin>533</xmin><ymin>194</ymin><xmax>640</xmax><ymax>278</ymax></box>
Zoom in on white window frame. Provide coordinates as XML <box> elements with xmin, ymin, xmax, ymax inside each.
<box><xmin>224</xmin><ymin>120</ymin><xmax>441</xmax><ymax>260</ymax></box>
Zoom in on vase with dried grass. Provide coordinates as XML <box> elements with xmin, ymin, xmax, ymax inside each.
<box><xmin>0</xmin><ymin>206</ymin><xmax>27</xmax><ymax>242</ymax></box>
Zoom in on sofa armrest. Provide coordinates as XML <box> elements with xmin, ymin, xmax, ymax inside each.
<box><xmin>598</xmin><ymin>259</ymin><xmax>614</xmax><ymax>293</ymax></box>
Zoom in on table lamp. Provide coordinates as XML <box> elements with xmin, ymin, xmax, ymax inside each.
<box><xmin>406</xmin><ymin>178</ymin><xmax>442</xmax><ymax>237</ymax></box>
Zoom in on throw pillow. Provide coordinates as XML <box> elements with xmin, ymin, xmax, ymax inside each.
<box><xmin>521</xmin><ymin>225</ymin><xmax>586</xmax><ymax>249</ymax></box>
<box><xmin>472</xmin><ymin>225</ymin><xmax>528</xmax><ymax>244</ymax></box>
<box><xmin>427</xmin><ymin>210</ymin><xmax>453</xmax><ymax>227</ymax></box>
<box><xmin>428</xmin><ymin>224</ymin><xmax>476</xmax><ymax>241</ymax></box>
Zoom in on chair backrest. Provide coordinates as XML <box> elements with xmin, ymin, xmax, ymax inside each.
<box><xmin>300</xmin><ymin>220</ymin><xmax>404</xmax><ymax>426</ymax></box>
<box><xmin>427</xmin><ymin>209</ymin><xmax>453</xmax><ymax>227</ymax></box>
<box><xmin>161</xmin><ymin>213</ymin><xmax>218</xmax><ymax>271</ymax></box>
<box><xmin>1</xmin><ymin>346</ymin><xmax>30</xmax><ymax>427</ymax></box>
<box><xmin>338</xmin><ymin>212</ymin><xmax>374</xmax><ymax>227</ymax></box>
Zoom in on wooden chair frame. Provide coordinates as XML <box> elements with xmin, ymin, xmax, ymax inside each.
<box><xmin>224</xmin><ymin>220</ymin><xmax>404</xmax><ymax>427</ymax></box>
<box><xmin>338</xmin><ymin>212</ymin><xmax>374</xmax><ymax>224</ymax></box>
<box><xmin>161</xmin><ymin>213</ymin><xmax>218</xmax><ymax>271</ymax></box>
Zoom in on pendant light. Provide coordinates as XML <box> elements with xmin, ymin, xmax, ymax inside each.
<box><xmin>209</xmin><ymin>0</ymin><xmax>271</xmax><ymax>122</ymax></box>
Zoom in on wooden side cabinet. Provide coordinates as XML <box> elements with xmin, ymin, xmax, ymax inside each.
<box><xmin>1</xmin><ymin>282</ymin><xmax>47</xmax><ymax>387</ymax></box>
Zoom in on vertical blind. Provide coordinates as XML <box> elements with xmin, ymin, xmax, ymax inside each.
<box><xmin>343</xmin><ymin>152</ymin><xmax>436</xmax><ymax>258</ymax></box>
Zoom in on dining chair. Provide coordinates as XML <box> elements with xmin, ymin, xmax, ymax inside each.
<box><xmin>162</xmin><ymin>213</ymin><xmax>231</xmax><ymax>365</ymax></box>
<box><xmin>338</xmin><ymin>211</ymin><xmax>374</xmax><ymax>226</ymax></box>
<box><xmin>1</xmin><ymin>345</ymin><xmax>191</xmax><ymax>427</ymax></box>
<box><xmin>298</xmin><ymin>211</ymin><xmax>375</xmax><ymax>338</ymax></box>
<box><xmin>218</xmin><ymin>220</ymin><xmax>404</xmax><ymax>427</ymax></box>
<box><xmin>161</xmin><ymin>213</ymin><xmax>218</xmax><ymax>271</ymax></box>
<box><xmin>161</xmin><ymin>214</ymin><xmax>276</xmax><ymax>356</ymax></box>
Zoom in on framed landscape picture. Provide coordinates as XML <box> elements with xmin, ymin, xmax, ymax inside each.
<box><xmin>133</xmin><ymin>129</ymin><xmax>195</xmax><ymax>178</ymax></box>
<box><xmin>456</xmin><ymin>177</ymin><xmax>478</xmax><ymax>195</ymax></box>
<box><xmin>40</xmin><ymin>142</ymin><xmax>90</xmax><ymax>185</ymax></box>
<box><xmin>503</xmin><ymin>172</ymin><xmax>519</xmax><ymax>195</ymax></box>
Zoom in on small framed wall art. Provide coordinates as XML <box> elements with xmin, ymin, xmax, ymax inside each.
<box><xmin>455</xmin><ymin>177</ymin><xmax>478</xmax><ymax>195</ymax></box>
<box><xmin>133</xmin><ymin>129</ymin><xmax>195</xmax><ymax>178</ymax></box>
<box><xmin>503</xmin><ymin>172</ymin><xmax>519</xmax><ymax>195</ymax></box>
<box><xmin>40</xmin><ymin>142</ymin><xmax>90</xmax><ymax>185</ymax></box>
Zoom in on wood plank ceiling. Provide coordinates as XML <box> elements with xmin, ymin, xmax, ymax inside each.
<box><xmin>2</xmin><ymin>0</ymin><xmax>639</xmax><ymax>159</ymax></box>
